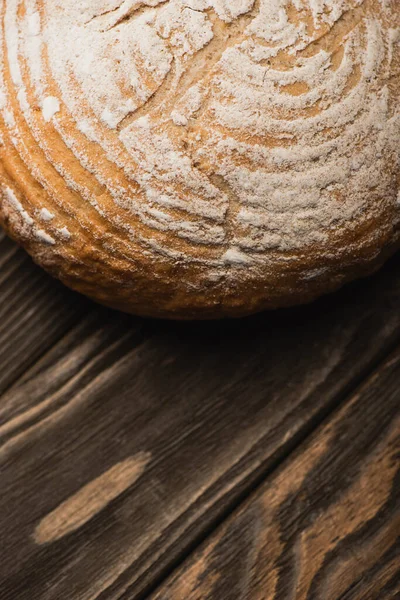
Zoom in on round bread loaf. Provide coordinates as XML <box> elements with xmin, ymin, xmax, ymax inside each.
<box><xmin>0</xmin><ymin>0</ymin><xmax>399</xmax><ymax>319</ymax></box>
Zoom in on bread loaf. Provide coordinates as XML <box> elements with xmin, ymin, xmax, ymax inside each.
<box><xmin>0</xmin><ymin>0</ymin><xmax>399</xmax><ymax>318</ymax></box>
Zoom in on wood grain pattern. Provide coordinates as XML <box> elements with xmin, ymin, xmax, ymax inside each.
<box><xmin>0</xmin><ymin>233</ymin><xmax>89</xmax><ymax>395</ymax></box>
<box><xmin>34</xmin><ymin>453</ymin><xmax>151</xmax><ymax>545</ymax></box>
<box><xmin>0</xmin><ymin>255</ymin><xmax>399</xmax><ymax>600</ymax></box>
<box><xmin>151</xmin><ymin>347</ymin><xmax>400</xmax><ymax>600</ymax></box>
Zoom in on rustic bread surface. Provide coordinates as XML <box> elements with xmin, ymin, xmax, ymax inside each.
<box><xmin>0</xmin><ymin>0</ymin><xmax>399</xmax><ymax>318</ymax></box>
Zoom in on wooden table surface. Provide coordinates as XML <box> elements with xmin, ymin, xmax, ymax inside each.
<box><xmin>0</xmin><ymin>228</ymin><xmax>399</xmax><ymax>600</ymax></box>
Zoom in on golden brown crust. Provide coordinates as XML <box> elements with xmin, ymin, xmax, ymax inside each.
<box><xmin>0</xmin><ymin>0</ymin><xmax>399</xmax><ymax>318</ymax></box>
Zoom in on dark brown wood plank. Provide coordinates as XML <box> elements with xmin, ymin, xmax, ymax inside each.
<box><xmin>0</xmin><ymin>232</ymin><xmax>90</xmax><ymax>394</ymax></box>
<box><xmin>0</xmin><ymin>311</ymin><xmax>145</xmax><ymax>444</ymax></box>
<box><xmin>0</xmin><ymin>255</ymin><xmax>400</xmax><ymax>600</ymax></box>
<box><xmin>150</xmin><ymin>345</ymin><xmax>400</xmax><ymax>600</ymax></box>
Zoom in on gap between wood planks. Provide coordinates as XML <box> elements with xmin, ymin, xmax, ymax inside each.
<box><xmin>148</xmin><ymin>344</ymin><xmax>400</xmax><ymax>600</ymax></box>
<box><xmin>1</xmin><ymin>238</ymin><xmax>400</xmax><ymax>600</ymax></box>
<box><xmin>122</xmin><ymin>334</ymin><xmax>400</xmax><ymax>600</ymax></box>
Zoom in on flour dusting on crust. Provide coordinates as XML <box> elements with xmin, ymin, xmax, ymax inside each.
<box><xmin>0</xmin><ymin>0</ymin><xmax>399</xmax><ymax>316</ymax></box>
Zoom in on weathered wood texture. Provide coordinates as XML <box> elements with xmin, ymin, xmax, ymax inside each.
<box><xmin>151</xmin><ymin>346</ymin><xmax>400</xmax><ymax>600</ymax></box>
<box><xmin>0</xmin><ymin>251</ymin><xmax>399</xmax><ymax>600</ymax></box>
<box><xmin>0</xmin><ymin>233</ymin><xmax>89</xmax><ymax>395</ymax></box>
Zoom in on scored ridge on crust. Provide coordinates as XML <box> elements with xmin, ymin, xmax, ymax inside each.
<box><xmin>0</xmin><ymin>0</ymin><xmax>399</xmax><ymax>318</ymax></box>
